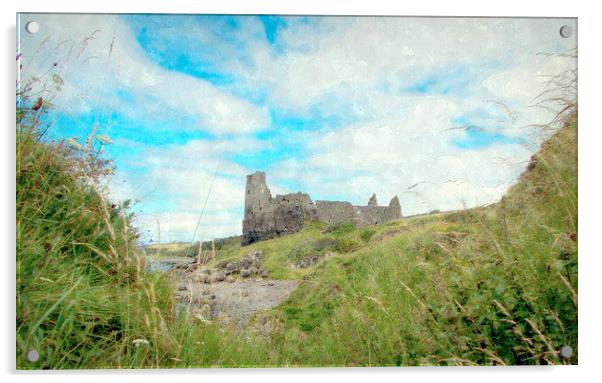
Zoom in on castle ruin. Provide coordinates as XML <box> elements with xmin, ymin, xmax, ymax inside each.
<box><xmin>241</xmin><ymin>171</ymin><xmax>402</xmax><ymax>245</ymax></box>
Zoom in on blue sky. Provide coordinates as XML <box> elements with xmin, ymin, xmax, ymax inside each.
<box><xmin>19</xmin><ymin>14</ymin><xmax>577</xmax><ymax>242</ymax></box>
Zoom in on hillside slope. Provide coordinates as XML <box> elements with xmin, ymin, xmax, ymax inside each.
<box><xmin>203</xmin><ymin>112</ymin><xmax>577</xmax><ymax>366</ymax></box>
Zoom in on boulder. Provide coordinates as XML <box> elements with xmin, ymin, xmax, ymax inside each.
<box><xmin>248</xmin><ymin>250</ymin><xmax>263</xmax><ymax>262</ymax></box>
<box><xmin>240</xmin><ymin>258</ymin><xmax>253</xmax><ymax>269</ymax></box>
<box><xmin>224</xmin><ymin>262</ymin><xmax>239</xmax><ymax>275</ymax></box>
<box><xmin>214</xmin><ymin>271</ymin><xmax>226</xmax><ymax>282</ymax></box>
<box><xmin>192</xmin><ymin>272</ymin><xmax>209</xmax><ymax>284</ymax></box>
<box><xmin>296</xmin><ymin>255</ymin><xmax>321</xmax><ymax>269</ymax></box>
<box><xmin>240</xmin><ymin>269</ymin><xmax>252</xmax><ymax>278</ymax></box>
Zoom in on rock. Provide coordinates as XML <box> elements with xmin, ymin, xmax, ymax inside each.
<box><xmin>224</xmin><ymin>262</ymin><xmax>239</xmax><ymax>275</ymax></box>
<box><xmin>193</xmin><ymin>272</ymin><xmax>209</xmax><ymax>284</ymax></box>
<box><xmin>199</xmin><ymin>267</ymin><xmax>211</xmax><ymax>275</ymax></box>
<box><xmin>249</xmin><ymin>266</ymin><xmax>258</xmax><ymax>275</ymax></box>
<box><xmin>261</xmin><ymin>269</ymin><xmax>269</xmax><ymax>278</ymax></box>
<box><xmin>177</xmin><ymin>285</ymin><xmax>187</xmax><ymax>291</ymax></box>
<box><xmin>240</xmin><ymin>269</ymin><xmax>252</xmax><ymax>278</ymax></box>
<box><xmin>248</xmin><ymin>250</ymin><xmax>263</xmax><ymax>262</ymax></box>
<box><xmin>240</xmin><ymin>258</ymin><xmax>253</xmax><ymax>269</ymax></box>
<box><xmin>226</xmin><ymin>275</ymin><xmax>235</xmax><ymax>283</ymax></box>
<box><xmin>214</xmin><ymin>271</ymin><xmax>226</xmax><ymax>282</ymax></box>
<box><xmin>296</xmin><ymin>255</ymin><xmax>321</xmax><ymax>269</ymax></box>
<box><xmin>268</xmin><ymin>281</ymin><xmax>274</xmax><ymax>286</ymax></box>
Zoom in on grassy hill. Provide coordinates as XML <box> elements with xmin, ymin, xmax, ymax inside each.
<box><xmin>198</xmin><ymin>112</ymin><xmax>577</xmax><ymax>366</ymax></box>
<box><xmin>17</xmin><ymin>109</ymin><xmax>577</xmax><ymax>368</ymax></box>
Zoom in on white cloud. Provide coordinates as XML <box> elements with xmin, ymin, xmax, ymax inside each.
<box><xmin>235</xmin><ymin>17</ymin><xmax>576</xmax><ymax>114</ymax></box>
<box><xmin>105</xmin><ymin>137</ymin><xmax>266</xmax><ymax>241</ymax></box>
<box><xmin>270</xmin><ymin>95</ymin><xmax>533</xmax><ymax>215</ymax></box>
<box><xmin>18</xmin><ymin>14</ymin><xmax>270</xmax><ymax>135</ymax></box>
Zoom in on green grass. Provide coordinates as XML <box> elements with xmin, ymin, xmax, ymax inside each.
<box><xmin>17</xmin><ymin>100</ymin><xmax>577</xmax><ymax>367</ymax></box>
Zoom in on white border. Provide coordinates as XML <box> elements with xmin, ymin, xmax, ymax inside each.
<box><xmin>2</xmin><ymin>1</ymin><xmax>600</xmax><ymax>383</ymax></box>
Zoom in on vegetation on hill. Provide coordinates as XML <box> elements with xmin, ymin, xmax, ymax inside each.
<box><xmin>16</xmin><ymin>102</ymin><xmax>175</xmax><ymax>368</ymax></box>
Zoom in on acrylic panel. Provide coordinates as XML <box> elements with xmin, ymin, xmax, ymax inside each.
<box><xmin>16</xmin><ymin>13</ymin><xmax>577</xmax><ymax>369</ymax></box>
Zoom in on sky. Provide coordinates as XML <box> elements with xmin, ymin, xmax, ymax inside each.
<box><xmin>17</xmin><ymin>14</ymin><xmax>577</xmax><ymax>243</ymax></box>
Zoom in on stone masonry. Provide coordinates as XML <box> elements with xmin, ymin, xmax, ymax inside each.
<box><xmin>241</xmin><ymin>171</ymin><xmax>402</xmax><ymax>245</ymax></box>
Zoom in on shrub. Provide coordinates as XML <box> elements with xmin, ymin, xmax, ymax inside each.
<box><xmin>331</xmin><ymin>238</ymin><xmax>360</xmax><ymax>253</ymax></box>
<box><xmin>323</xmin><ymin>222</ymin><xmax>355</xmax><ymax>236</ymax></box>
<box><xmin>359</xmin><ymin>229</ymin><xmax>377</xmax><ymax>242</ymax></box>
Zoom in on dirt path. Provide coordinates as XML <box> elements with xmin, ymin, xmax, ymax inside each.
<box><xmin>174</xmin><ymin>278</ymin><xmax>299</xmax><ymax>326</ymax></box>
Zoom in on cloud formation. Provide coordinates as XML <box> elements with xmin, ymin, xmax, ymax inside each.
<box><xmin>18</xmin><ymin>14</ymin><xmax>577</xmax><ymax>242</ymax></box>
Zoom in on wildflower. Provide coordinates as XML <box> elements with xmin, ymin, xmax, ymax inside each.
<box><xmin>132</xmin><ymin>339</ymin><xmax>149</xmax><ymax>347</ymax></box>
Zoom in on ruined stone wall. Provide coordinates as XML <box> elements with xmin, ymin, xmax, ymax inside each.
<box><xmin>242</xmin><ymin>171</ymin><xmax>402</xmax><ymax>245</ymax></box>
<box><xmin>316</xmin><ymin>195</ymin><xmax>402</xmax><ymax>227</ymax></box>
<box><xmin>274</xmin><ymin>192</ymin><xmax>318</xmax><ymax>220</ymax></box>
<box><xmin>315</xmin><ymin>201</ymin><xmax>356</xmax><ymax>225</ymax></box>
<box><xmin>355</xmin><ymin>206</ymin><xmax>395</xmax><ymax>225</ymax></box>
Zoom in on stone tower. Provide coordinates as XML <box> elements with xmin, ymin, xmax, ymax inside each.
<box><xmin>241</xmin><ymin>171</ymin><xmax>317</xmax><ymax>245</ymax></box>
<box><xmin>368</xmin><ymin>193</ymin><xmax>378</xmax><ymax>206</ymax></box>
<box><xmin>388</xmin><ymin>195</ymin><xmax>402</xmax><ymax>218</ymax></box>
<box><xmin>244</xmin><ymin>171</ymin><xmax>272</xmax><ymax>217</ymax></box>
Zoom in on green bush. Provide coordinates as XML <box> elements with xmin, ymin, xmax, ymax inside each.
<box><xmin>359</xmin><ymin>229</ymin><xmax>377</xmax><ymax>242</ymax></box>
<box><xmin>331</xmin><ymin>238</ymin><xmax>360</xmax><ymax>253</ymax></box>
<box><xmin>322</xmin><ymin>222</ymin><xmax>355</xmax><ymax>236</ymax></box>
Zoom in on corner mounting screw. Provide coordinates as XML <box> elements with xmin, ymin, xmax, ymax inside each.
<box><xmin>559</xmin><ymin>345</ymin><xmax>573</xmax><ymax>359</ymax></box>
<box><xmin>559</xmin><ymin>25</ymin><xmax>573</xmax><ymax>38</ymax></box>
<box><xmin>26</xmin><ymin>349</ymin><xmax>39</xmax><ymax>362</ymax></box>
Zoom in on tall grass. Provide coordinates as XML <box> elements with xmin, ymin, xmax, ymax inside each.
<box><xmin>16</xmin><ymin>95</ymin><xmax>176</xmax><ymax>368</ymax></box>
